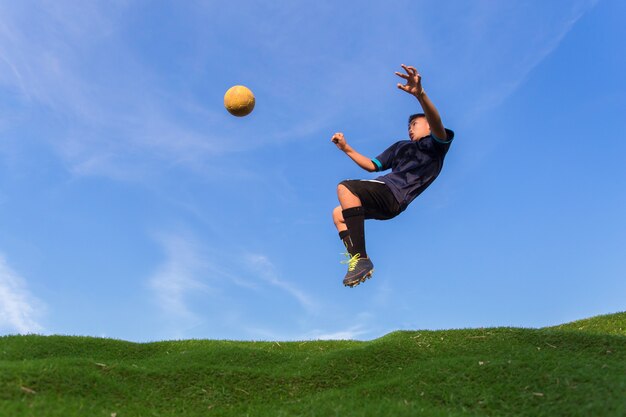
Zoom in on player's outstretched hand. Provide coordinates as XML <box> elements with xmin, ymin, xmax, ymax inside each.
<box><xmin>331</xmin><ymin>132</ymin><xmax>348</xmax><ymax>151</ymax></box>
<box><xmin>395</xmin><ymin>64</ymin><xmax>424</xmax><ymax>97</ymax></box>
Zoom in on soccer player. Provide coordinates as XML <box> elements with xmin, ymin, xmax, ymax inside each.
<box><xmin>332</xmin><ymin>64</ymin><xmax>455</xmax><ymax>287</ymax></box>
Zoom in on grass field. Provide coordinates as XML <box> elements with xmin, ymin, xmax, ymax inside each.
<box><xmin>1</xmin><ymin>312</ymin><xmax>625</xmax><ymax>417</ymax></box>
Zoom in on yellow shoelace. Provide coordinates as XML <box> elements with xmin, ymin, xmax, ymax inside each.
<box><xmin>340</xmin><ymin>253</ymin><xmax>361</xmax><ymax>271</ymax></box>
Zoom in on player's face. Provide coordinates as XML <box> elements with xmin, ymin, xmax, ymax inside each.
<box><xmin>408</xmin><ymin>116</ymin><xmax>430</xmax><ymax>141</ymax></box>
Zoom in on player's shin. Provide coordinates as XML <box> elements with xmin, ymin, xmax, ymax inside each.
<box><xmin>342</xmin><ymin>207</ymin><xmax>367</xmax><ymax>258</ymax></box>
<box><xmin>339</xmin><ymin>230</ymin><xmax>355</xmax><ymax>255</ymax></box>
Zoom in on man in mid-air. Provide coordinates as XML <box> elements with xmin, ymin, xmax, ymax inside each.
<box><xmin>332</xmin><ymin>64</ymin><xmax>455</xmax><ymax>288</ymax></box>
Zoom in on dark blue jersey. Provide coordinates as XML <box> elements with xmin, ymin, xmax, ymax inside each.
<box><xmin>371</xmin><ymin>128</ymin><xmax>455</xmax><ymax>209</ymax></box>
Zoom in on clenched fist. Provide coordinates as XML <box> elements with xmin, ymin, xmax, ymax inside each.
<box><xmin>331</xmin><ymin>132</ymin><xmax>348</xmax><ymax>151</ymax></box>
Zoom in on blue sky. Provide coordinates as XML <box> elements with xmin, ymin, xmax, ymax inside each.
<box><xmin>1</xmin><ymin>0</ymin><xmax>624</xmax><ymax>342</ymax></box>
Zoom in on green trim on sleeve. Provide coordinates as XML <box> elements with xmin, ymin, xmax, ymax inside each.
<box><xmin>372</xmin><ymin>158</ymin><xmax>383</xmax><ymax>171</ymax></box>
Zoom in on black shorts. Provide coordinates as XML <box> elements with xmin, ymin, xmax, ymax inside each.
<box><xmin>340</xmin><ymin>179</ymin><xmax>403</xmax><ymax>220</ymax></box>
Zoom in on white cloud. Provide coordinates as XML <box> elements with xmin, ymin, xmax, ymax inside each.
<box><xmin>0</xmin><ymin>1</ymin><xmax>335</xmax><ymax>183</ymax></box>
<box><xmin>305</xmin><ymin>325</ymin><xmax>370</xmax><ymax>341</ymax></box>
<box><xmin>239</xmin><ymin>321</ymin><xmax>373</xmax><ymax>342</ymax></box>
<box><xmin>299</xmin><ymin>310</ymin><xmax>377</xmax><ymax>341</ymax></box>
<box><xmin>0</xmin><ymin>3</ymin><xmax>242</xmax><ymax>180</ymax></box>
<box><xmin>149</xmin><ymin>243</ymin><xmax>326</xmax><ymax>340</ymax></box>
<box><xmin>447</xmin><ymin>0</ymin><xmax>599</xmax><ymax>118</ymax></box>
<box><xmin>0</xmin><ymin>254</ymin><xmax>44</xmax><ymax>334</ymax></box>
<box><xmin>246</xmin><ymin>254</ymin><xmax>318</xmax><ymax>312</ymax></box>
<box><xmin>148</xmin><ymin>234</ymin><xmax>210</xmax><ymax>322</ymax></box>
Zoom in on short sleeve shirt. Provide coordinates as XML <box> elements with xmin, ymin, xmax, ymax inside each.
<box><xmin>372</xmin><ymin>128</ymin><xmax>455</xmax><ymax>209</ymax></box>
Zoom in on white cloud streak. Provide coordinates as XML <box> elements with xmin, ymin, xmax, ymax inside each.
<box><xmin>0</xmin><ymin>254</ymin><xmax>44</xmax><ymax>334</ymax></box>
<box><xmin>246</xmin><ymin>254</ymin><xmax>318</xmax><ymax>313</ymax></box>
<box><xmin>149</xmin><ymin>234</ymin><xmax>210</xmax><ymax>322</ymax></box>
<box><xmin>0</xmin><ymin>2</ymin><xmax>243</xmax><ymax>180</ymax></box>
<box><xmin>308</xmin><ymin>325</ymin><xmax>370</xmax><ymax>341</ymax></box>
<box><xmin>447</xmin><ymin>0</ymin><xmax>599</xmax><ymax>119</ymax></box>
<box><xmin>0</xmin><ymin>1</ymin><xmax>337</xmax><ymax>183</ymax></box>
<box><xmin>145</xmin><ymin>234</ymin><xmax>326</xmax><ymax>341</ymax></box>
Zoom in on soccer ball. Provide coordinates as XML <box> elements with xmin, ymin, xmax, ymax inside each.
<box><xmin>224</xmin><ymin>85</ymin><xmax>255</xmax><ymax>117</ymax></box>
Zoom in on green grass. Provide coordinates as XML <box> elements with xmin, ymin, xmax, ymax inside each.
<box><xmin>1</xmin><ymin>312</ymin><xmax>625</xmax><ymax>417</ymax></box>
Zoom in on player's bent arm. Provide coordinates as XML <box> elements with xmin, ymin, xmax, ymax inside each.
<box><xmin>417</xmin><ymin>91</ymin><xmax>448</xmax><ymax>141</ymax></box>
<box><xmin>344</xmin><ymin>146</ymin><xmax>377</xmax><ymax>172</ymax></box>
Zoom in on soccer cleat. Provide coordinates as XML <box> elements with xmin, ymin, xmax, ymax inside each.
<box><xmin>341</xmin><ymin>253</ymin><xmax>374</xmax><ymax>288</ymax></box>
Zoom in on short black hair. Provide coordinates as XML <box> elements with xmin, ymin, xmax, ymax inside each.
<box><xmin>408</xmin><ymin>113</ymin><xmax>426</xmax><ymax>126</ymax></box>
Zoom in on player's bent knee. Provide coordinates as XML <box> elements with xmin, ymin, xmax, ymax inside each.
<box><xmin>332</xmin><ymin>206</ymin><xmax>344</xmax><ymax>224</ymax></box>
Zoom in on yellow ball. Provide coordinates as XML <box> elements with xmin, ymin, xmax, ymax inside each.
<box><xmin>224</xmin><ymin>85</ymin><xmax>255</xmax><ymax>117</ymax></box>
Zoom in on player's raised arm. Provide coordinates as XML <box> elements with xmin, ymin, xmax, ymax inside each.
<box><xmin>396</xmin><ymin>64</ymin><xmax>448</xmax><ymax>141</ymax></box>
<box><xmin>332</xmin><ymin>132</ymin><xmax>376</xmax><ymax>172</ymax></box>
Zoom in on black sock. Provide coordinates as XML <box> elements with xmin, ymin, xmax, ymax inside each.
<box><xmin>339</xmin><ymin>230</ymin><xmax>354</xmax><ymax>255</ymax></box>
<box><xmin>342</xmin><ymin>207</ymin><xmax>367</xmax><ymax>258</ymax></box>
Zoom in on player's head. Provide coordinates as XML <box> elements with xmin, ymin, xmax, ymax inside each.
<box><xmin>408</xmin><ymin>113</ymin><xmax>430</xmax><ymax>141</ymax></box>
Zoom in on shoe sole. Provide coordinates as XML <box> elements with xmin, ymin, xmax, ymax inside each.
<box><xmin>344</xmin><ymin>269</ymin><xmax>374</xmax><ymax>288</ymax></box>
